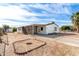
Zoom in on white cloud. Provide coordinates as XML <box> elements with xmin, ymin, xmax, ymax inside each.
<box><xmin>27</xmin><ymin>3</ymin><xmax>72</xmax><ymax>15</ymax></box>
<box><xmin>0</xmin><ymin>3</ymin><xmax>72</xmax><ymax>27</ymax></box>
<box><xmin>0</xmin><ymin>4</ymin><xmax>45</xmax><ymax>27</ymax></box>
<box><xmin>0</xmin><ymin>5</ymin><xmax>38</xmax><ymax>19</ymax></box>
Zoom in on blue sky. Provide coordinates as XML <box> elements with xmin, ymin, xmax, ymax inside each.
<box><xmin>0</xmin><ymin>3</ymin><xmax>79</xmax><ymax>27</ymax></box>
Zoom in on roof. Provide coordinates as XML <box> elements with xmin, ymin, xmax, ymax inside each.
<box><xmin>46</xmin><ymin>22</ymin><xmax>55</xmax><ymax>25</ymax></box>
<box><xmin>18</xmin><ymin>22</ymin><xmax>59</xmax><ymax>28</ymax></box>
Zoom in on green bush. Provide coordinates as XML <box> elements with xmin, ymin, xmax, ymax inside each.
<box><xmin>13</xmin><ymin>27</ymin><xmax>17</xmax><ymax>32</ymax></box>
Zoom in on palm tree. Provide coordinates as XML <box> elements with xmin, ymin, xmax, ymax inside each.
<box><xmin>71</xmin><ymin>12</ymin><xmax>79</xmax><ymax>32</ymax></box>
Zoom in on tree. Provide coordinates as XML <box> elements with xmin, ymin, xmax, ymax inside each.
<box><xmin>61</xmin><ymin>25</ymin><xmax>73</xmax><ymax>31</ymax></box>
<box><xmin>71</xmin><ymin>12</ymin><xmax>79</xmax><ymax>32</ymax></box>
<box><xmin>3</xmin><ymin>25</ymin><xmax>10</xmax><ymax>32</ymax></box>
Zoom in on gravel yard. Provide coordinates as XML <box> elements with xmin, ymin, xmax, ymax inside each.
<box><xmin>0</xmin><ymin>43</ymin><xmax>6</xmax><ymax>56</ymax></box>
<box><xmin>1</xmin><ymin>32</ymin><xmax>79</xmax><ymax>56</ymax></box>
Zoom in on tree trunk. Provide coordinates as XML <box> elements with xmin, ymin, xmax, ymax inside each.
<box><xmin>77</xmin><ymin>27</ymin><xmax>79</xmax><ymax>33</ymax></box>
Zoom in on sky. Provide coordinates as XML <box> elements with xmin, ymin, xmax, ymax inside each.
<box><xmin>0</xmin><ymin>3</ymin><xmax>79</xmax><ymax>27</ymax></box>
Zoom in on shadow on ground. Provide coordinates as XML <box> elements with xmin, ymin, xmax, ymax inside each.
<box><xmin>35</xmin><ymin>32</ymin><xmax>77</xmax><ymax>38</ymax></box>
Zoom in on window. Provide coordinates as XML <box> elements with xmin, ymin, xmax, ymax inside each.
<box><xmin>41</xmin><ymin>27</ymin><xmax>43</xmax><ymax>31</ymax></box>
<box><xmin>54</xmin><ymin>27</ymin><xmax>57</xmax><ymax>31</ymax></box>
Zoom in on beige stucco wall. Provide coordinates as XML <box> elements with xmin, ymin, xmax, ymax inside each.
<box><xmin>37</xmin><ymin>26</ymin><xmax>46</xmax><ymax>34</ymax></box>
<box><xmin>17</xmin><ymin>24</ymin><xmax>59</xmax><ymax>35</ymax></box>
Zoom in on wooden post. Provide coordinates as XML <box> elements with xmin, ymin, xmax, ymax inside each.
<box><xmin>32</xmin><ymin>25</ymin><xmax>34</xmax><ymax>35</ymax></box>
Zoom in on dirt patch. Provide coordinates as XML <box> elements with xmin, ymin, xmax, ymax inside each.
<box><xmin>13</xmin><ymin>39</ymin><xmax>46</xmax><ymax>55</ymax></box>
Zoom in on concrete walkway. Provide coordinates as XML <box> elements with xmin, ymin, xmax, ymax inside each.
<box><xmin>34</xmin><ymin>35</ymin><xmax>79</xmax><ymax>47</ymax></box>
<box><xmin>55</xmin><ymin>36</ymin><xmax>79</xmax><ymax>47</ymax></box>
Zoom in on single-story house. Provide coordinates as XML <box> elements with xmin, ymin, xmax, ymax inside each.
<box><xmin>17</xmin><ymin>22</ymin><xmax>60</xmax><ymax>35</ymax></box>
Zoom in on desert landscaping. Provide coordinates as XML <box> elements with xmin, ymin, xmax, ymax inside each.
<box><xmin>1</xmin><ymin>5</ymin><xmax>79</xmax><ymax>56</ymax></box>
<box><xmin>0</xmin><ymin>32</ymin><xmax>79</xmax><ymax>56</ymax></box>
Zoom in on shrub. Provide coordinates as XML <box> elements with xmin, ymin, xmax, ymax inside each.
<box><xmin>13</xmin><ymin>27</ymin><xmax>17</xmax><ymax>32</ymax></box>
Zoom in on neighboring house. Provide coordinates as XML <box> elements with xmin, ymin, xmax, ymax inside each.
<box><xmin>17</xmin><ymin>22</ymin><xmax>59</xmax><ymax>35</ymax></box>
<box><xmin>5</xmin><ymin>28</ymin><xmax>13</xmax><ymax>33</ymax></box>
